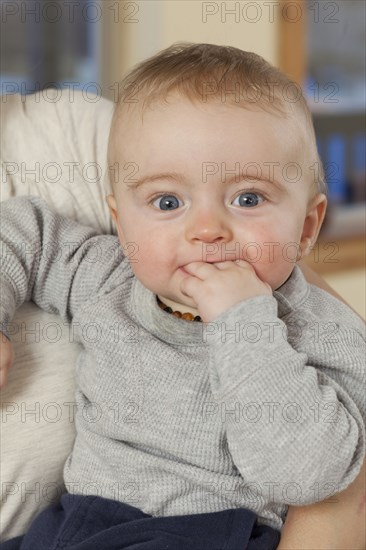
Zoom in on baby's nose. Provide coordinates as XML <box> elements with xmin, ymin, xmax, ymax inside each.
<box><xmin>185</xmin><ymin>208</ymin><xmax>232</xmax><ymax>243</ymax></box>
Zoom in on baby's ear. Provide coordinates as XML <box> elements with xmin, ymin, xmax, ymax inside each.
<box><xmin>106</xmin><ymin>194</ymin><xmax>117</xmax><ymax>220</ymax></box>
<box><xmin>106</xmin><ymin>195</ymin><xmax>126</xmax><ymax>247</ymax></box>
<box><xmin>299</xmin><ymin>193</ymin><xmax>327</xmax><ymax>258</ymax></box>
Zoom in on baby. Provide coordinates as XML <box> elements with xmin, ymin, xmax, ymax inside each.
<box><xmin>0</xmin><ymin>42</ymin><xmax>365</xmax><ymax>550</ymax></box>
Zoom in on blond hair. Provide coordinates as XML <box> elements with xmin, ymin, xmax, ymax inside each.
<box><xmin>108</xmin><ymin>42</ymin><xmax>326</xmax><ymax>196</ymax></box>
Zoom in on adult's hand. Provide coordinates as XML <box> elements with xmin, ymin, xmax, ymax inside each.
<box><xmin>278</xmin><ymin>457</ymin><xmax>365</xmax><ymax>549</ymax></box>
<box><xmin>0</xmin><ymin>331</ymin><xmax>14</xmax><ymax>388</ymax></box>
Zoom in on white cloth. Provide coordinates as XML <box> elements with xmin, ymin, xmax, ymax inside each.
<box><xmin>0</xmin><ymin>89</ymin><xmax>115</xmax><ymax>540</ymax></box>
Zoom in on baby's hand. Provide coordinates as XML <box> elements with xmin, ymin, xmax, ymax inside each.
<box><xmin>180</xmin><ymin>260</ymin><xmax>272</xmax><ymax>323</ymax></box>
<box><xmin>0</xmin><ymin>332</ymin><xmax>14</xmax><ymax>388</ymax></box>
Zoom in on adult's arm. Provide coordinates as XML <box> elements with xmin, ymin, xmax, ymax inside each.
<box><xmin>278</xmin><ymin>456</ymin><xmax>365</xmax><ymax>549</ymax></box>
<box><xmin>279</xmin><ymin>263</ymin><xmax>365</xmax><ymax>549</ymax></box>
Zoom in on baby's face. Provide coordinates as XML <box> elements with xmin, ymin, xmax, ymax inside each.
<box><xmin>107</xmin><ymin>96</ymin><xmax>325</xmax><ymax>316</ymax></box>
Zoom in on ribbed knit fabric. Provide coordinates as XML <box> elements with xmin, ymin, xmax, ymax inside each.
<box><xmin>1</xmin><ymin>196</ymin><xmax>365</xmax><ymax>531</ymax></box>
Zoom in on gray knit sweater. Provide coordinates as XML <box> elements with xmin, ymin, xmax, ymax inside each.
<box><xmin>1</xmin><ymin>196</ymin><xmax>365</xmax><ymax>531</ymax></box>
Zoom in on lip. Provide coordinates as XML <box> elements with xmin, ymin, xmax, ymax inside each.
<box><xmin>180</xmin><ymin>259</ymin><xmax>232</xmax><ymax>270</ymax></box>
<box><xmin>179</xmin><ymin>260</ymin><xmax>229</xmax><ymax>274</ymax></box>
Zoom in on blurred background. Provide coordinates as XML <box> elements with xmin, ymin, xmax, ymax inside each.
<box><xmin>0</xmin><ymin>0</ymin><xmax>365</xmax><ymax>317</ymax></box>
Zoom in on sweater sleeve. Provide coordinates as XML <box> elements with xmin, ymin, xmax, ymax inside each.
<box><xmin>206</xmin><ymin>293</ymin><xmax>366</xmax><ymax>506</ymax></box>
<box><xmin>0</xmin><ymin>195</ymin><xmax>126</xmax><ymax>341</ymax></box>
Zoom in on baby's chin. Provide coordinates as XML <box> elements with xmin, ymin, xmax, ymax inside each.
<box><xmin>268</xmin><ymin>268</ymin><xmax>295</xmax><ymax>292</ymax></box>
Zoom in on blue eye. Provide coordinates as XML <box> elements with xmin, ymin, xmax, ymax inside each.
<box><xmin>233</xmin><ymin>192</ymin><xmax>264</xmax><ymax>208</ymax></box>
<box><xmin>151</xmin><ymin>194</ymin><xmax>181</xmax><ymax>211</ymax></box>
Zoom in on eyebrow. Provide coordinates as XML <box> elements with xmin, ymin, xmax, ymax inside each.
<box><xmin>126</xmin><ymin>170</ymin><xmax>285</xmax><ymax>192</ymax></box>
<box><xmin>126</xmin><ymin>172</ymin><xmax>182</xmax><ymax>190</ymax></box>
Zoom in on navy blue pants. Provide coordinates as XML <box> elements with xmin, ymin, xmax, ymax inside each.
<box><xmin>0</xmin><ymin>493</ymin><xmax>281</xmax><ymax>550</ymax></box>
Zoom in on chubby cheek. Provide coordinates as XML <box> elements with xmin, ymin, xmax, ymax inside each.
<box><xmin>241</xmin><ymin>220</ymin><xmax>303</xmax><ymax>288</ymax></box>
<box><xmin>125</xmin><ymin>228</ymin><xmax>176</xmax><ymax>287</ymax></box>
<box><xmin>254</xmin><ymin>257</ymin><xmax>296</xmax><ymax>290</ymax></box>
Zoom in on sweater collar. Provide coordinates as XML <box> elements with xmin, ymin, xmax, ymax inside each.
<box><xmin>131</xmin><ymin>274</ymin><xmax>206</xmax><ymax>346</ymax></box>
<box><xmin>130</xmin><ymin>264</ymin><xmax>309</xmax><ymax>346</ymax></box>
<box><xmin>273</xmin><ymin>264</ymin><xmax>310</xmax><ymax>317</ymax></box>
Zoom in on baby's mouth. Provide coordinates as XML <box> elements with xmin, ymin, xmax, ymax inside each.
<box><xmin>179</xmin><ymin>261</ymin><xmax>224</xmax><ymax>274</ymax></box>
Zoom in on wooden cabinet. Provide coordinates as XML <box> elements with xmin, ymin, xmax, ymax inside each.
<box><xmin>302</xmin><ymin>236</ymin><xmax>365</xmax><ymax>275</ymax></box>
<box><xmin>278</xmin><ymin>0</ymin><xmax>365</xmax><ymax>274</ymax></box>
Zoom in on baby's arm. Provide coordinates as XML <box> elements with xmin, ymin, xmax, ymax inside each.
<box><xmin>0</xmin><ymin>196</ymin><xmax>124</xmax><ymax>330</ymax></box>
<box><xmin>206</xmin><ymin>287</ymin><xmax>365</xmax><ymax>506</ymax></box>
<box><xmin>0</xmin><ymin>195</ymin><xmax>127</xmax><ymax>382</ymax></box>
<box><xmin>279</xmin><ymin>266</ymin><xmax>365</xmax><ymax>549</ymax></box>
